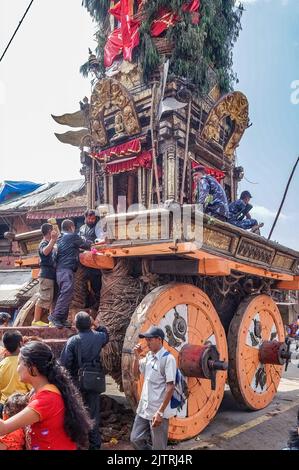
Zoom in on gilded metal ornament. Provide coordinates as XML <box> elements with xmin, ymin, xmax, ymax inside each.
<box><xmin>201</xmin><ymin>91</ymin><xmax>249</xmax><ymax>158</ymax></box>
<box><xmin>90</xmin><ymin>78</ymin><xmax>141</xmax><ymax>147</ymax></box>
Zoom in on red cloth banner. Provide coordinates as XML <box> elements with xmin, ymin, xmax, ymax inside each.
<box><xmin>151</xmin><ymin>9</ymin><xmax>178</xmax><ymax>37</ymax></box>
<box><xmin>104</xmin><ymin>28</ymin><xmax>123</xmax><ymax>68</ymax></box>
<box><xmin>109</xmin><ymin>1</ymin><xmax>121</xmax><ymax>20</ymax></box>
<box><xmin>91</xmin><ymin>138</ymin><xmax>141</xmax><ymax>161</ymax></box>
<box><xmin>183</xmin><ymin>0</ymin><xmax>200</xmax><ymax>12</ymax></box>
<box><xmin>151</xmin><ymin>0</ymin><xmax>200</xmax><ymax>37</ymax></box>
<box><xmin>182</xmin><ymin>0</ymin><xmax>200</xmax><ymax>24</ymax></box>
<box><xmin>105</xmin><ymin>0</ymin><xmax>140</xmax><ymax>67</ymax></box>
<box><xmin>191</xmin><ymin>161</ymin><xmax>225</xmax><ymax>182</ymax></box>
<box><xmin>105</xmin><ymin>151</ymin><xmax>152</xmax><ymax>174</ymax></box>
<box><xmin>105</xmin><ymin>0</ymin><xmax>200</xmax><ymax>67</ymax></box>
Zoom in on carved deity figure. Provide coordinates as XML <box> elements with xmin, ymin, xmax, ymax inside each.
<box><xmin>123</xmin><ymin>104</ymin><xmax>138</xmax><ymax>134</ymax></box>
<box><xmin>92</xmin><ymin>119</ymin><xmax>107</xmax><ymax>146</ymax></box>
<box><xmin>111</xmin><ymin>112</ymin><xmax>126</xmax><ymax>141</ymax></box>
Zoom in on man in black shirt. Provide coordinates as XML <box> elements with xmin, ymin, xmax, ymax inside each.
<box><xmin>49</xmin><ymin>219</ymin><xmax>91</xmax><ymax>328</ymax></box>
<box><xmin>78</xmin><ymin>209</ymin><xmax>98</xmax><ymax>244</ymax></box>
<box><xmin>60</xmin><ymin>311</ymin><xmax>109</xmax><ymax>450</ymax></box>
<box><xmin>71</xmin><ymin>210</ymin><xmax>104</xmax><ymax>314</ymax></box>
<box><xmin>32</xmin><ymin>223</ymin><xmax>58</xmax><ymax>326</ymax></box>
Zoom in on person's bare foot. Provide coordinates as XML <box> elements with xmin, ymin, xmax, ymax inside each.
<box><xmin>251</xmin><ymin>223</ymin><xmax>264</xmax><ymax>234</ymax></box>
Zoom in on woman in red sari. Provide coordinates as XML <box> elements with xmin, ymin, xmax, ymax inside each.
<box><xmin>0</xmin><ymin>341</ymin><xmax>92</xmax><ymax>450</ymax></box>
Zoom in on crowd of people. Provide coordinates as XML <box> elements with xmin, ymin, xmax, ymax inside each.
<box><xmin>0</xmin><ymin>175</ymin><xmax>295</xmax><ymax>451</ymax></box>
<box><xmin>0</xmin><ymin>318</ymin><xmax>186</xmax><ymax>451</ymax></box>
<box><xmin>1</xmin><ymin>319</ymin><xmax>299</xmax><ymax>450</ymax></box>
<box><xmin>32</xmin><ymin>209</ymin><xmax>104</xmax><ymax>328</ymax></box>
<box><xmin>0</xmin><ymin>313</ymin><xmax>108</xmax><ymax>450</ymax></box>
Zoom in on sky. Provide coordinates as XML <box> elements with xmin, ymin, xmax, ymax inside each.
<box><xmin>1</xmin><ymin>0</ymin><xmax>299</xmax><ymax>250</ymax></box>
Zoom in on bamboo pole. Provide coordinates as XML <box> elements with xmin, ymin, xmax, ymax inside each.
<box><xmin>150</xmin><ymin>82</ymin><xmax>161</xmax><ymax>207</ymax></box>
<box><xmin>268</xmin><ymin>156</ymin><xmax>299</xmax><ymax>240</ymax></box>
<box><xmin>180</xmin><ymin>99</ymin><xmax>192</xmax><ymax>205</ymax></box>
<box><xmin>91</xmin><ymin>158</ymin><xmax>96</xmax><ymax>209</ymax></box>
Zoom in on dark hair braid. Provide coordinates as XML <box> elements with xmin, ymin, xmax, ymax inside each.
<box><xmin>20</xmin><ymin>341</ymin><xmax>92</xmax><ymax>448</ymax></box>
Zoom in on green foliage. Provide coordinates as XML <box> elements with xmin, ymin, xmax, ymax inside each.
<box><xmin>94</xmin><ymin>29</ymin><xmax>106</xmax><ymax>77</ymax></box>
<box><xmin>79</xmin><ymin>61</ymin><xmax>90</xmax><ymax>78</ymax></box>
<box><xmin>80</xmin><ymin>0</ymin><xmax>243</xmax><ymax>94</ymax></box>
<box><xmin>81</xmin><ymin>0</ymin><xmax>110</xmax><ymax>22</ymax></box>
<box><xmin>140</xmin><ymin>0</ymin><xmax>243</xmax><ymax>94</ymax></box>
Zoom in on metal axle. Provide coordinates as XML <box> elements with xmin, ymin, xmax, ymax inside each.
<box><xmin>179</xmin><ymin>344</ymin><xmax>228</xmax><ymax>390</ymax></box>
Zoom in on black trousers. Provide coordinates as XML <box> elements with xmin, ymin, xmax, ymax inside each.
<box><xmin>82</xmin><ymin>391</ymin><xmax>101</xmax><ymax>449</ymax></box>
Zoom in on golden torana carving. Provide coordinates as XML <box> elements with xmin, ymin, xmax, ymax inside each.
<box><xmin>201</xmin><ymin>92</ymin><xmax>249</xmax><ymax>158</ymax></box>
<box><xmin>112</xmin><ymin>62</ymin><xmax>142</xmax><ymax>89</ymax></box>
<box><xmin>90</xmin><ymin>78</ymin><xmax>141</xmax><ymax>147</ymax></box>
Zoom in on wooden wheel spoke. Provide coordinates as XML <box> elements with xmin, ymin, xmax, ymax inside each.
<box><xmin>188</xmin><ymin>305</ymin><xmax>214</xmax><ymax>344</ymax></box>
<box><xmin>242</xmin><ymin>344</ymin><xmax>260</xmax><ymax>362</ymax></box>
<box><xmin>267</xmin><ymin>364</ymin><xmax>283</xmax><ymax>389</ymax></box>
<box><xmin>228</xmin><ymin>295</ymin><xmax>284</xmax><ymax>410</ymax></box>
<box><xmin>260</xmin><ymin>311</ymin><xmax>276</xmax><ymax>342</ymax></box>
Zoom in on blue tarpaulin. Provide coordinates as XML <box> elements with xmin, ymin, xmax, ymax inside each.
<box><xmin>0</xmin><ymin>181</ymin><xmax>42</xmax><ymax>203</ymax></box>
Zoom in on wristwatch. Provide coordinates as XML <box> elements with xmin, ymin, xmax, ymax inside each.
<box><xmin>157</xmin><ymin>411</ymin><xmax>163</xmax><ymax>418</ymax></box>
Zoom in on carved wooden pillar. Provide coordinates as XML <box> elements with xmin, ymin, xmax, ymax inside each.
<box><xmin>166</xmin><ymin>145</ymin><xmax>176</xmax><ymax>201</ymax></box>
<box><xmin>108</xmin><ymin>175</ymin><xmax>114</xmax><ymax>209</ymax></box>
<box><xmin>86</xmin><ymin>167</ymin><xmax>92</xmax><ymax>209</ymax></box>
<box><xmin>127</xmin><ymin>173</ymin><xmax>135</xmax><ymax>208</ymax></box>
<box><xmin>138</xmin><ymin>168</ymin><xmax>142</xmax><ymax>206</ymax></box>
<box><xmin>103</xmin><ymin>175</ymin><xmax>108</xmax><ymax>205</ymax></box>
<box><xmin>142</xmin><ymin>169</ymin><xmax>147</xmax><ymax>207</ymax></box>
<box><xmin>91</xmin><ymin>158</ymin><xmax>96</xmax><ymax>209</ymax></box>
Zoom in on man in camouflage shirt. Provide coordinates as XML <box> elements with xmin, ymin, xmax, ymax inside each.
<box><xmin>193</xmin><ymin>165</ymin><xmax>229</xmax><ymax>221</ymax></box>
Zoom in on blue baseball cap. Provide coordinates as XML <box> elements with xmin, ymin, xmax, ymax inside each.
<box><xmin>139</xmin><ymin>326</ymin><xmax>165</xmax><ymax>340</ymax></box>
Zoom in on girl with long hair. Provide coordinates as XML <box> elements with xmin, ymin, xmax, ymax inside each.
<box><xmin>0</xmin><ymin>341</ymin><xmax>92</xmax><ymax>450</ymax></box>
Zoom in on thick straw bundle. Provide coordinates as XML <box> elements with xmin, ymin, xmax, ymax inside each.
<box><xmin>96</xmin><ymin>259</ymin><xmax>143</xmax><ymax>388</ymax></box>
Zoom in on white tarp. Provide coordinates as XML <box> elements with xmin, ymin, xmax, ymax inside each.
<box><xmin>0</xmin><ymin>269</ymin><xmax>32</xmax><ymax>306</ymax></box>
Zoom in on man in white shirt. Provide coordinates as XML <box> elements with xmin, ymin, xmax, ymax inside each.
<box><xmin>130</xmin><ymin>326</ymin><xmax>176</xmax><ymax>450</ymax></box>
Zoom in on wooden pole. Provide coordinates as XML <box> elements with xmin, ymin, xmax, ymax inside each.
<box><xmin>180</xmin><ymin>99</ymin><xmax>192</xmax><ymax>205</ymax></box>
<box><xmin>268</xmin><ymin>156</ymin><xmax>299</xmax><ymax>240</ymax></box>
<box><xmin>91</xmin><ymin>158</ymin><xmax>96</xmax><ymax>209</ymax></box>
<box><xmin>150</xmin><ymin>82</ymin><xmax>161</xmax><ymax>206</ymax></box>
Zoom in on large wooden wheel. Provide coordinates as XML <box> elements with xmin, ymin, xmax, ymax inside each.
<box><xmin>122</xmin><ymin>283</ymin><xmax>228</xmax><ymax>441</ymax></box>
<box><xmin>228</xmin><ymin>294</ymin><xmax>285</xmax><ymax>411</ymax></box>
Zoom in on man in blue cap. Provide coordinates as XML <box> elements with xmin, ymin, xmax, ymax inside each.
<box><xmin>228</xmin><ymin>190</ymin><xmax>263</xmax><ymax>232</ymax></box>
<box><xmin>130</xmin><ymin>326</ymin><xmax>176</xmax><ymax>450</ymax></box>
<box><xmin>192</xmin><ymin>165</ymin><xmax>229</xmax><ymax>221</ymax></box>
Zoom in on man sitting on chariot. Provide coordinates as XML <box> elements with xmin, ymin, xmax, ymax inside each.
<box><xmin>228</xmin><ymin>191</ymin><xmax>264</xmax><ymax>233</ymax></box>
<box><xmin>192</xmin><ymin>165</ymin><xmax>229</xmax><ymax>222</ymax></box>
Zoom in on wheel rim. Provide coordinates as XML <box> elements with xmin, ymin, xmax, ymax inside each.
<box><xmin>228</xmin><ymin>294</ymin><xmax>285</xmax><ymax>410</ymax></box>
<box><xmin>122</xmin><ymin>283</ymin><xmax>228</xmax><ymax>440</ymax></box>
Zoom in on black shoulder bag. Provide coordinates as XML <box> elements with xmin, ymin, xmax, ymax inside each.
<box><xmin>77</xmin><ymin>339</ymin><xmax>106</xmax><ymax>394</ymax></box>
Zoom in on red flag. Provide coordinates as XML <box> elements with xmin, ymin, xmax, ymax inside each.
<box><xmin>123</xmin><ymin>20</ymin><xmax>140</xmax><ymax>62</ymax></box>
<box><xmin>120</xmin><ymin>0</ymin><xmax>131</xmax><ymax>48</ymax></box>
<box><xmin>109</xmin><ymin>1</ymin><xmax>121</xmax><ymax>20</ymax></box>
<box><xmin>182</xmin><ymin>0</ymin><xmax>200</xmax><ymax>13</ymax></box>
<box><xmin>150</xmin><ymin>9</ymin><xmax>178</xmax><ymax>37</ymax></box>
<box><xmin>182</xmin><ymin>0</ymin><xmax>200</xmax><ymax>24</ymax></box>
<box><xmin>105</xmin><ymin>0</ymin><xmax>200</xmax><ymax>67</ymax></box>
<box><xmin>150</xmin><ymin>1</ymin><xmax>200</xmax><ymax>37</ymax></box>
<box><xmin>104</xmin><ymin>28</ymin><xmax>123</xmax><ymax>67</ymax></box>
<box><xmin>104</xmin><ymin>0</ymin><xmax>140</xmax><ymax>67</ymax></box>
